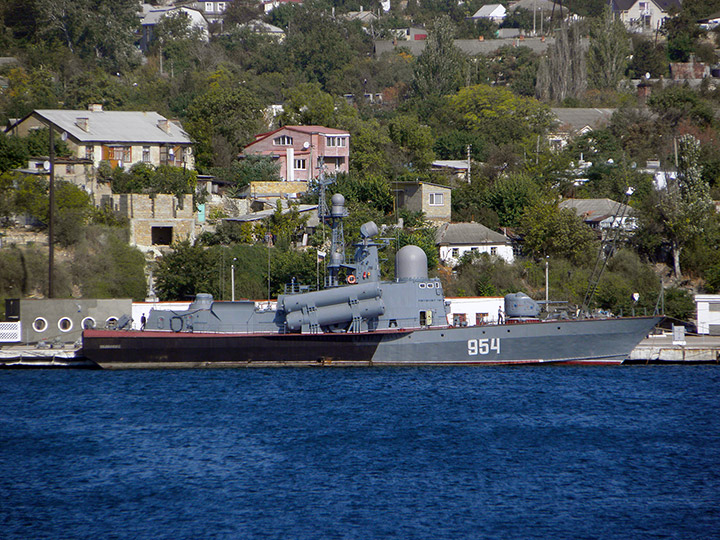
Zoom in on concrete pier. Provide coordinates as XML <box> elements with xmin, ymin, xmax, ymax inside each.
<box><xmin>628</xmin><ymin>335</ymin><xmax>720</xmax><ymax>364</ymax></box>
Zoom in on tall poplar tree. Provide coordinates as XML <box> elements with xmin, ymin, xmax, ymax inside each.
<box><xmin>412</xmin><ymin>15</ymin><xmax>465</xmax><ymax>99</ymax></box>
<box><xmin>587</xmin><ymin>7</ymin><xmax>631</xmax><ymax>90</ymax></box>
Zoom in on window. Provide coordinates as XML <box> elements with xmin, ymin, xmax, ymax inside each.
<box><xmin>205</xmin><ymin>2</ymin><xmax>214</xmax><ymax>12</ymax></box>
<box><xmin>218</xmin><ymin>2</ymin><xmax>226</xmax><ymax>11</ymax></box>
<box><xmin>326</xmin><ymin>136</ymin><xmax>347</xmax><ymax>147</ymax></box>
<box><xmin>82</xmin><ymin>317</ymin><xmax>96</xmax><ymax>329</ymax></box>
<box><xmin>66</xmin><ymin>164</ymin><xmax>74</xmax><ymax>174</ymax></box>
<box><xmin>58</xmin><ymin>317</ymin><xmax>73</xmax><ymax>332</ymax></box>
<box><xmin>143</xmin><ymin>146</ymin><xmax>151</xmax><ymax>163</ymax></box>
<box><xmin>429</xmin><ymin>192</ymin><xmax>444</xmax><ymax>206</ymax></box>
<box><xmin>451</xmin><ymin>248</ymin><xmax>459</xmax><ymax>257</ymax></box>
<box><xmin>476</xmin><ymin>313</ymin><xmax>488</xmax><ymax>325</ymax></box>
<box><xmin>491</xmin><ymin>247</ymin><xmax>497</xmax><ymax>255</ymax></box>
<box><xmin>453</xmin><ymin>313</ymin><xmax>467</xmax><ymax>326</ymax></box>
<box><xmin>274</xmin><ymin>135</ymin><xmax>293</xmax><ymax>146</ymax></box>
<box><xmin>33</xmin><ymin>317</ymin><xmax>48</xmax><ymax>332</ymax></box>
<box><xmin>294</xmin><ymin>159</ymin><xmax>307</xmax><ymax>170</ymax></box>
<box><xmin>112</xmin><ymin>146</ymin><xmax>131</xmax><ymax>162</ymax></box>
<box><xmin>85</xmin><ymin>146</ymin><xmax>94</xmax><ymax>160</ymax></box>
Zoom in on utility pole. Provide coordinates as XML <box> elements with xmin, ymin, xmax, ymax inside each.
<box><xmin>231</xmin><ymin>258</ymin><xmax>237</xmax><ymax>302</ymax></box>
<box><xmin>48</xmin><ymin>123</ymin><xmax>55</xmax><ymax>298</ymax></box>
<box><xmin>466</xmin><ymin>144</ymin><xmax>471</xmax><ymax>183</ymax></box>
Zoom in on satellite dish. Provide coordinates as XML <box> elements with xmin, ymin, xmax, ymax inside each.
<box><xmin>61</xmin><ymin>132</ymin><xmax>67</xmax><ymax>141</ymax></box>
<box><xmin>43</xmin><ymin>160</ymin><xmax>51</xmax><ymax>171</ymax></box>
<box><xmin>302</xmin><ymin>141</ymin><xmax>310</xmax><ymax>149</ymax></box>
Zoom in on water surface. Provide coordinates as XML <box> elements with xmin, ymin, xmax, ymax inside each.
<box><xmin>1</xmin><ymin>366</ymin><xmax>718</xmax><ymax>539</ymax></box>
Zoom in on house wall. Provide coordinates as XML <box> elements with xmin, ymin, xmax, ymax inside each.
<box><xmin>446</xmin><ymin>297</ymin><xmax>505</xmax><ymax>326</ymax></box>
<box><xmin>245</xmin><ymin>128</ymin><xmax>350</xmax><ymax>181</ymax></box>
<box><xmin>103</xmin><ymin>193</ymin><xmax>196</xmax><ymax>249</ymax></box>
<box><xmin>420</xmin><ymin>185</ymin><xmax>452</xmax><ymax>223</ymax></box>
<box><xmin>10</xmin><ymin>115</ymin><xmax>195</xmax><ymax>170</ymax></box>
<box><xmin>695</xmin><ymin>294</ymin><xmax>720</xmax><ymax>335</ymax></box>
<box><xmin>439</xmin><ymin>244</ymin><xmax>515</xmax><ymax>266</ymax></box>
<box><xmin>618</xmin><ymin>0</ymin><xmax>667</xmax><ymax>31</ymax></box>
<box><xmin>247</xmin><ymin>181</ymin><xmax>309</xmax><ymax>199</ymax></box>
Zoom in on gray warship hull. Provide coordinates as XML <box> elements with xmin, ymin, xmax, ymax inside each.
<box><xmin>82</xmin><ymin>316</ymin><xmax>661</xmax><ymax>369</ymax></box>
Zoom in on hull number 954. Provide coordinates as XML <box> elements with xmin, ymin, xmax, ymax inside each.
<box><xmin>467</xmin><ymin>338</ymin><xmax>500</xmax><ymax>356</ymax></box>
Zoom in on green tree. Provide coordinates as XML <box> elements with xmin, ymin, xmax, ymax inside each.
<box><xmin>536</xmin><ymin>21</ymin><xmax>587</xmax><ymax>102</ymax></box>
<box><xmin>449</xmin><ymin>84</ymin><xmax>553</xmax><ymax>145</ymax></box>
<box><xmin>387</xmin><ymin>114</ymin><xmax>435</xmax><ymax>171</ymax></box>
<box><xmin>647</xmin><ymin>85</ymin><xmax>714</xmax><ymax>129</ymax></box>
<box><xmin>185</xmin><ymin>84</ymin><xmax>264</xmax><ymax>168</ymax></box>
<box><xmin>664</xmin><ymin>11</ymin><xmax>704</xmax><ymax>62</ymax></box>
<box><xmin>279</xmin><ymin>82</ymin><xmax>336</xmax><ymax>126</ymax></box>
<box><xmin>484</xmin><ymin>173</ymin><xmax>542</xmax><ymax>227</ymax></box>
<box><xmin>627</xmin><ymin>36</ymin><xmax>668</xmax><ymax>78</ymax></box>
<box><xmin>152</xmin><ymin>10</ymin><xmax>207</xmax><ymax>74</ymax></box>
<box><xmin>71</xmin><ymin>226</ymin><xmax>147</xmax><ymax>300</ymax></box>
<box><xmin>655</xmin><ymin>134</ymin><xmax>713</xmax><ymax>277</ymax></box>
<box><xmin>36</xmin><ymin>0</ymin><xmax>140</xmax><ymax>69</ymax></box>
<box><xmin>223</xmin><ymin>0</ymin><xmax>264</xmax><ymax>26</ymax></box>
<box><xmin>519</xmin><ymin>200</ymin><xmax>599</xmax><ymax>265</ymax></box>
<box><xmin>155</xmin><ymin>240</ymin><xmax>220</xmax><ymax>300</ymax></box>
<box><xmin>587</xmin><ymin>8</ymin><xmax>631</xmax><ymax>90</ymax></box>
<box><xmin>412</xmin><ymin>15</ymin><xmax>466</xmax><ymax>99</ymax></box>
<box><xmin>211</xmin><ymin>156</ymin><xmax>282</xmax><ymax>196</ymax></box>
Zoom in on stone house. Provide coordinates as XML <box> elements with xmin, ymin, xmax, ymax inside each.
<box><xmin>99</xmin><ymin>193</ymin><xmax>197</xmax><ymax>251</ymax></box>
<box><xmin>435</xmin><ymin>222</ymin><xmax>514</xmax><ymax>266</ymax></box>
<box><xmin>242</xmin><ymin>126</ymin><xmax>350</xmax><ymax>182</ymax></box>
<box><xmin>392</xmin><ymin>182</ymin><xmax>452</xmax><ymax>223</ymax></box>
<box><xmin>6</xmin><ymin>105</ymin><xmax>195</xmax><ymax>175</ymax></box>
<box><xmin>392</xmin><ymin>181</ymin><xmax>452</xmax><ymax>224</ymax></box>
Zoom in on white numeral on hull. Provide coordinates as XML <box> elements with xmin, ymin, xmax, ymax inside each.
<box><xmin>467</xmin><ymin>338</ymin><xmax>500</xmax><ymax>356</ymax></box>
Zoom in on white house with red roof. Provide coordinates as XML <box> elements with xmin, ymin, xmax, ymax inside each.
<box><xmin>242</xmin><ymin>125</ymin><xmax>350</xmax><ymax>181</ymax></box>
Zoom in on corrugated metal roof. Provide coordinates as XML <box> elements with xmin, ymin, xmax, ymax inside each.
<box><xmin>31</xmin><ymin>110</ymin><xmax>193</xmax><ymax>144</ymax></box>
<box><xmin>435</xmin><ymin>222</ymin><xmax>509</xmax><ymax>246</ymax></box>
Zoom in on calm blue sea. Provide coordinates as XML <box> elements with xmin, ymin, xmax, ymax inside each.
<box><xmin>1</xmin><ymin>366</ymin><xmax>719</xmax><ymax>540</ymax></box>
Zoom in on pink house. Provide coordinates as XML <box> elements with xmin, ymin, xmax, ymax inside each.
<box><xmin>242</xmin><ymin>125</ymin><xmax>350</xmax><ymax>181</ymax></box>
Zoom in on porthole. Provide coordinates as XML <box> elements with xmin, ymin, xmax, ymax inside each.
<box><xmin>58</xmin><ymin>317</ymin><xmax>73</xmax><ymax>332</ymax></box>
<box><xmin>82</xmin><ymin>317</ymin><xmax>96</xmax><ymax>329</ymax></box>
<box><xmin>106</xmin><ymin>317</ymin><xmax>118</xmax><ymax>329</ymax></box>
<box><xmin>419</xmin><ymin>283</ymin><xmax>426</xmax><ymax>289</ymax></box>
<box><xmin>427</xmin><ymin>283</ymin><xmax>434</xmax><ymax>288</ymax></box>
<box><xmin>33</xmin><ymin>317</ymin><xmax>48</xmax><ymax>332</ymax></box>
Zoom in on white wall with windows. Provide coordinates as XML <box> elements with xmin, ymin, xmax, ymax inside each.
<box><xmin>439</xmin><ymin>244</ymin><xmax>514</xmax><ymax>266</ymax></box>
